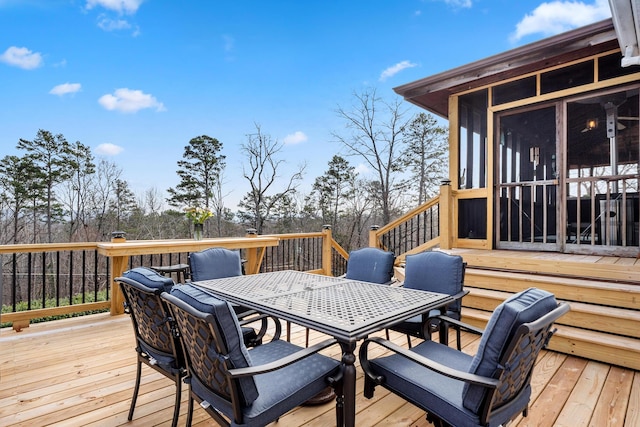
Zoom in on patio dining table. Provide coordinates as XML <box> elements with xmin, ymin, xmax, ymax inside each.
<box><xmin>192</xmin><ymin>269</ymin><xmax>453</xmax><ymax>427</ymax></box>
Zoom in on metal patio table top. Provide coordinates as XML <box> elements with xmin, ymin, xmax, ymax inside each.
<box><xmin>192</xmin><ymin>270</ymin><xmax>452</xmax><ymax>342</ymax></box>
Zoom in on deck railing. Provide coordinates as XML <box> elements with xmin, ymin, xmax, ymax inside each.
<box><xmin>1</xmin><ymin>228</ymin><xmax>349</xmax><ymax>331</ymax></box>
<box><xmin>370</xmin><ymin>194</ymin><xmax>441</xmax><ymax>262</ymax></box>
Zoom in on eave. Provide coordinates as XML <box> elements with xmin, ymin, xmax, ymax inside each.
<box><xmin>394</xmin><ymin>19</ymin><xmax>619</xmax><ymax>119</ymax></box>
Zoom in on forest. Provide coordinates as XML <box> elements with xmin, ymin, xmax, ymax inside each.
<box><xmin>1</xmin><ymin>89</ymin><xmax>449</xmax><ymax>252</ymax></box>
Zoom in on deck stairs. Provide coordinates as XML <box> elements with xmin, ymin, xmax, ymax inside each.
<box><xmin>443</xmin><ymin>249</ymin><xmax>640</xmax><ymax>371</ymax></box>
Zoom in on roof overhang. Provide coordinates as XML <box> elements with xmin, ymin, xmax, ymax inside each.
<box><xmin>394</xmin><ymin>19</ymin><xmax>619</xmax><ymax>119</ymax></box>
<box><xmin>609</xmin><ymin>0</ymin><xmax>640</xmax><ymax>66</ymax></box>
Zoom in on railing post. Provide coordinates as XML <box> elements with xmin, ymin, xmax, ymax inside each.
<box><xmin>369</xmin><ymin>225</ymin><xmax>380</xmax><ymax>248</ymax></box>
<box><xmin>109</xmin><ymin>231</ymin><xmax>127</xmax><ymax>315</ymax></box>
<box><xmin>439</xmin><ymin>180</ymin><xmax>453</xmax><ymax>249</ymax></box>
<box><xmin>244</xmin><ymin>229</ymin><xmax>259</xmax><ymax>274</ymax></box>
<box><xmin>322</xmin><ymin>225</ymin><xmax>333</xmax><ymax>276</ymax></box>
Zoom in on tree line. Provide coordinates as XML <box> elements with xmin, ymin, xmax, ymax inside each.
<box><xmin>0</xmin><ymin>88</ymin><xmax>448</xmax><ymax>251</ymax></box>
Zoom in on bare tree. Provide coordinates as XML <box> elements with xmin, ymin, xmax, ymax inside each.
<box><xmin>89</xmin><ymin>159</ymin><xmax>123</xmax><ymax>240</ymax></box>
<box><xmin>60</xmin><ymin>141</ymin><xmax>96</xmax><ymax>241</ymax></box>
<box><xmin>333</xmin><ymin>88</ymin><xmax>409</xmax><ymax>224</ymax></box>
<box><xmin>238</xmin><ymin>124</ymin><xmax>306</xmax><ymax>234</ymax></box>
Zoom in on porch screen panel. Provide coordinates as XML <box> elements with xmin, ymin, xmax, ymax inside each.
<box><xmin>497</xmin><ymin>106</ymin><xmax>558</xmax><ymax>246</ymax></box>
<box><xmin>458</xmin><ymin>90</ymin><xmax>487</xmax><ymax>190</ymax></box>
<box><xmin>566</xmin><ymin>89</ymin><xmax>640</xmax><ymax>250</ymax></box>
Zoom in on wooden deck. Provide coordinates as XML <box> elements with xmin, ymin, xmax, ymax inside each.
<box><xmin>1</xmin><ymin>312</ymin><xmax>639</xmax><ymax>426</ymax></box>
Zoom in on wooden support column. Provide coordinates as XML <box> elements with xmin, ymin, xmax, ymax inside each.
<box><xmin>244</xmin><ymin>229</ymin><xmax>261</xmax><ymax>275</ymax></box>
<box><xmin>440</xmin><ymin>181</ymin><xmax>453</xmax><ymax>249</ymax></box>
<box><xmin>109</xmin><ymin>231</ymin><xmax>128</xmax><ymax>315</ymax></box>
<box><xmin>322</xmin><ymin>225</ymin><xmax>333</xmax><ymax>276</ymax></box>
<box><xmin>369</xmin><ymin>225</ymin><xmax>380</xmax><ymax>248</ymax></box>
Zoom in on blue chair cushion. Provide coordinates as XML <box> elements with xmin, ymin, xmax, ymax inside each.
<box><xmin>169</xmin><ymin>284</ymin><xmax>258</xmax><ymax>406</ymax></box>
<box><xmin>123</xmin><ymin>266</ymin><xmax>174</xmax><ymax>293</ymax></box>
<box><xmin>403</xmin><ymin>251</ymin><xmax>464</xmax><ymax>311</ymax></box>
<box><xmin>462</xmin><ymin>287</ymin><xmax>557</xmax><ymax>413</ymax></box>
<box><xmin>371</xmin><ymin>339</ymin><xmax>532</xmax><ymax>427</ymax></box>
<box><xmin>189</xmin><ymin>247</ymin><xmax>242</xmax><ymax>281</ymax></box>
<box><xmin>190</xmin><ymin>339</ymin><xmax>340</xmax><ymax>426</ymax></box>
<box><xmin>345</xmin><ymin>247</ymin><xmax>395</xmax><ymax>284</ymax></box>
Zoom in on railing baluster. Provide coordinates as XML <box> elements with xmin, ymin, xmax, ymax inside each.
<box><xmin>41</xmin><ymin>252</ymin><xmax>46</xmax><ymax>309</ymax></box>
<box><xmin>27</xmin><ymin>252</ymin><xmax>32</xmax><ymax>310</ymax></box>
<box><xmin>56</xmin><ymin>251</ymin><xmax>61</xmax><ymax>306</ymax></box>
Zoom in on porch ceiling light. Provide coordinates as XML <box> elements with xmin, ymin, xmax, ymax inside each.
<box><xmin>585</xmin><ymin>118</ymin><xmax>599</xmax><ymax>131</ymax></box>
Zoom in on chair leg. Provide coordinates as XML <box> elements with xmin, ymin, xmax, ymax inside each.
<box><xmin>128</xmin><ymin>359</ymin><xmax>142</xmax><ymax>420</ymax></box>
<box><xmin>186</xmin><ymin>392</ymin><xmax>194</xmax><ymax>427</ymax></box>
<box><xmin>171</xmin><ymin>375</ymin><xmax>182</xmax><ymax>427</ymax></box>
<box><xmin>305</xmin><ymin>328</ymin><xmax>310</xmax><ymax>347</ymax></box>
<box><xmin>385</xmin><ymin>329</ymin><xmax>390</xmax><ymax>340</ymax></box>
<box><xmin>406</xmin><ymin>334</ymin><xmax>412</xmax><ymax>348</ymax></box>
<box><xmin>455</xmin><ymin>326</ymin><xmax>462</xmax><ymax>351</ymax></box>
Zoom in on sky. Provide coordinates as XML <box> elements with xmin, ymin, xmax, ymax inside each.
<box><xmin>0</xmin><ymin>0</ymin><xmax>613</xmax><ymax>211</ymax></box>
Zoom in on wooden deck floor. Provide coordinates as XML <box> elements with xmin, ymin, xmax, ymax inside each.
<box><xmin>1</xmin><ymin>313</ymin><xmax>639</xmax><ymax>427</ymax></box>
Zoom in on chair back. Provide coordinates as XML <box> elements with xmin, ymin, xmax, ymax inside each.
<box><xmin>345</xmin><ymin>247</ymin><xmax>395</xmax><ymax>284</ymax></box>
<box><xmin>163</xmin><ymin>284</ymin><xmax>258</xmax><ymax>420</ymax></box>
<box><xmin>117</xmin><ymin>268</ymin><xmax>182</xmax><ymax>369</ymax></box>
<box><xmin>463</xmin><ymin>288</ymin><xmax>569</xmax><ymax>425</ymax></box>
<box><xmin>189</xmin><ymin>247</ymin><xmax>243</xmax><ymax>281</ymax></box>
<box><xmin>403</xmin><ymin>251</ymin><xmax>465</xmax><ymax>314</ymax></box>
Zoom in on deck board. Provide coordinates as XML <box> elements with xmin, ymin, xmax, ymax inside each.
<box><xmin>1</xmin><ymin>313</ymin><xmax>638</xmax><ymax>426</ymax></box>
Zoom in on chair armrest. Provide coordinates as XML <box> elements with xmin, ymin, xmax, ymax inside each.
<box><xmin>425</xmin><ymin>314</ymin><xmax>484</xmax><ymax>336</ymax></box>
<box><xmin>228</xmin><ymin>338</ymin><xmax>339</xmax><ymax>378</ymax></box>
<box><xmin>360</xmin><ymin>336</ymin><xmax>498</xmax><ymax>389</ymax></box>
<box><xmin>237</xmin><ymin>313</ymin><xmax>282</xmax><ymax>342</ymax></box>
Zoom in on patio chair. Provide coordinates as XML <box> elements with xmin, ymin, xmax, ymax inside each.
<box><xmin>116</xmin><ymin>267</ymin><xmax>186</xmax><ymax>427</ymax></box>
<box><xmin>386</xmin><ymin>251</ymin><xmax>468</xmax><ymax>349</ymax></box>
<box><xmin>305</xmin><ymin>246</ymin><xmax>395</xmax><ymax>347</ymax></box>
<box><xmin>344</xmin><ymin>247</ymin><xmax>395</xmax><ymax>284</ymax></box>
<box><xmin>162</xmin><ymin>284</ymin><xmax>343</xmax><ymax>427</ymax></box>
<box><xmin>189</xmin><ymin>247</ymin><xmax>245</xmax><ymax>281</ymax></box>
<box><xmin>189</xmin><ymin>247</ymin><xmax>271</xmax><ymax>347</ymax></box>
<box><xmin>360</xmin><ymin>287</ymin><xmax>570</xmax><ymax>427</ymax></box>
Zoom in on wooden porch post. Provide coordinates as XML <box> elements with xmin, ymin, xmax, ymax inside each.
<box><xmin>369</xmin><ymin>225</ymin><xmax>380</xmax><ymax>248</ymax></box>
<box><xmin>244</xmin><ymin>229</ymin><xmax>260</xmax><ymax>274</ymax></box>
<box><xmin>440</xmin><ymin>180</ymin><xmax>453</xmax><ymax>249</ymax></box>
<box><xmin>109</xmin><ymin>231</ymin><xmax>127</xmax><ymax>316</ymax></box>
<box><xmin>322</xmin><ymin>225</ymin><xmax>333</xmax><ymax>276</ymax></box>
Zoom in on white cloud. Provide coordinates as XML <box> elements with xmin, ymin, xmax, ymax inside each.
<box><xmin>50</xmin><ymin>83</ymin><xmax>81</xmax><ymax>96</ymax></box>
<box><xmin>283</xmin><ymin>131</ymin><xmax>308</xmax><ymax>145</ymax></box>
<box><xmin>510</xmin><ymin>0</ymin><xmax>611</xmax><ymax>43</ymax></box>
<box><xmin>354</xmin><ymin>163</ymin><xmax>370</xmax><ymax>176</ymax></box>
<box><xmin>95</xmin><ymin>143</ymin><xmax>124</xmax><ymax>156</ymax></box>
<box><xmin>98</xmin><ymin>88</ymin><xmax>165</xmax><ymax>113</ymax></box>
<box><xmin>379</xmin><ymin>60</ymin><xmax>417</xmax><ymax>81</ymax></box>
<box><xmin>0</xmin><ymin>46</ymin><xmax>43</xmax><ymax>69</ymax></box>
<box><xmin>85</xmin><ymin>0</ymin><xmax>143</xmax><ymax>14</ymax></box>
<box><xmin>98</xmin><ymin>16</ymin><xmax>131</xmax><ymax>31</ymax></box>
<box><xmin>441</xmin><ymin>0</ymin><xmax>472</xmax><ymax>8</ymax></box>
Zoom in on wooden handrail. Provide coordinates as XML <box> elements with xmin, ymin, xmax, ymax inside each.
<box><xmin>374</xmin><ymin>195</ymin><xmax>440</xmax><ymax>237</ymax></box>
<box><xmin>0</xmin><ymin>242</ymin><xmax>100</xmax><ymax>254</ymax></box>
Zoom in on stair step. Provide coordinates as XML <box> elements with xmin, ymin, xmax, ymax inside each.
<box><xmin>464</xmin><ymin>287</ymin><xmax>640</xmax><ymax>339</ymax></box>
<box><xmin>465</xmin><ymin>268</ymin><xmax>640</xmax><ymax>310</ymax></box>
<box><xmin>461</xmin><ymin>308</ymin><xmax>640</xmax><ymax>370</ymax></box>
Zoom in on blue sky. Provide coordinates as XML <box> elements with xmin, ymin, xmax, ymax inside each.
<box><xmin>0</xmin><ymin>0</ymin><xmax>612</xmax><ymax>210</ymax></box>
